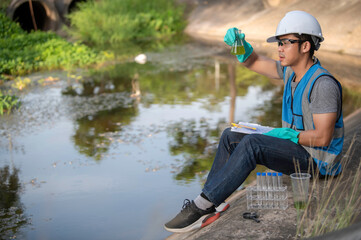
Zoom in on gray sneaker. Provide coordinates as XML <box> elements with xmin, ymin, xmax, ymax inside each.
<box><xmin>164</xmin><ymin>199</ymin><xmax>229</xmax><ymax>233</ymax></box>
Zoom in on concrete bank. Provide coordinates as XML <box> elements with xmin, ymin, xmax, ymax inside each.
<box><xmin>166</xmin><ymin>108</ymin><xmax>361</xmax><ymax>239</ymax></box>
<box><xmin>183</xmin><ymin>0</ymin><xmax>361</xmax><ymax>56</ymax></box>
<box><xmin>180</xmin><ymin>0</ymin><xmax>361</xmax><ymax>94</ymax></box>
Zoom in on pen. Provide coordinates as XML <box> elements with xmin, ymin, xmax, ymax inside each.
<box><xmin>231</xmin><ymin>123</ymin><xmax>257</xmax><ymax>130</ymax></box>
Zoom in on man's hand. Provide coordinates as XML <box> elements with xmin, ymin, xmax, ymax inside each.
<box><xmin>263</xmin><ymin>128</ymin><xmax>300</xmax><ymax>144</ymax></box>
<box><xmin>224</xmin><ymin>27</ymin><xmax>253</xmax><ymax>63</ymax></box>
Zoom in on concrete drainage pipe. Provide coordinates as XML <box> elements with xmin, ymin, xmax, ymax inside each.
<box><xmin>7</xmin><ymin>0</ymin><xmax>61</xmax><ymax>32</ymax></box>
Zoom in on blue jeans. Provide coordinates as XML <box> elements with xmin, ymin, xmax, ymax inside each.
<box><xmin>202</xmin><ymin>128</ymin><xmax>316</xmax><ymax>206</ymax></box>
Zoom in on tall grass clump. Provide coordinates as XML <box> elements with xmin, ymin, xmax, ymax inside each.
<box><xmin>0</xmin><ymin>12</ymin><xmax>112</xmax><ymax>76</ymax></box>
<box><xmin>296</xmin><ymin>139</ymin><xmax>361</xmax><ymax>238</ymax></box>
<box><xmin>66</xmin><ymin>0</ymin><xmax>186</xmax><ymax>47</ymax></box>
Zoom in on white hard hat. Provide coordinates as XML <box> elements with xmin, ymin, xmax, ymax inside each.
<box><xmin>267</xmin><ymin>11</ymin><xmax>324</xmax><ymax>48</ymax></box>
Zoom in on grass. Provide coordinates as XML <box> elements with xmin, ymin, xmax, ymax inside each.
<box><xmin>295</xmin><ymin>138</ymin><xmax>361</xmax><ymax>238</ymax></box>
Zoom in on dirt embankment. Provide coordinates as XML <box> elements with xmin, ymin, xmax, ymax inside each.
<box><xmin>183</xmin><ymin>0</ymin><xmax>361</xmax><ymax>56</ymax></box>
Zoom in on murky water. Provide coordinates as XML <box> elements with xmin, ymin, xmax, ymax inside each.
<box><xmin>1</xmin><ymin>41</ymin><xmax>360</xmax><ymax>240</ymax></box>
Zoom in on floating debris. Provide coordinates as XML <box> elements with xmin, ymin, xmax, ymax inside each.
<box><xmin>134</xmin><ymin>54</ymin><xmax>147</xmax><ymax>64</ymax></box>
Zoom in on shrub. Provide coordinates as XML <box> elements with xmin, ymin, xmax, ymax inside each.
<box><xmin>66</xmin><ymin>0</ymin><xmax>186</xmax><ymax>46</ymax></box>
<box><xmin>0</xmin><ymin>12</ymin><xmax>112</xmax><ymax>76</ymax></box>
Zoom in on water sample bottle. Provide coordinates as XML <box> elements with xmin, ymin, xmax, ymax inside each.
<box><xmin>230</xmin><ymin>29</ymin><xmax>245</xmax><ymax>55</ymax></box>
<box><xmin>267</xmin><ymin>172</ymin><xmax>272</xmax><ymax>189</ymax></box>
<box><xmin>256</xmin><ymin>172</ymin><xmax>262</xmax><ymax>190</ymax></box>
<box><xmin>261</xmin><ymin>172</ymin><xmax>267</xmax><ymax>208</ymax></box>
<box><xmin>272</xmin><ymin>172</ymin><xmax>279</xmax><ymax>208</ymax></box>
<box><xmin>256</xmin><ymin>172</ymin><xmax>262</xmax><ymax>207</ymax></box>
<box><xmin>267</xmin><ymin>172</ymin><xmax>273</xmax><ymax>208</ymax></box>
<box><xmin>261</xmin><ymin>172</ymin><xmax>267</xmax><ymax>190</ymax></box>
<box><xmin>278</xmin><ymin>172</ymin><xmax>283</xmax><ymax>189</ymax></box>
<box><xmin>272</xmin><ymin>172</ymin><xmax>278</xmax><ymax>189</ymax></box>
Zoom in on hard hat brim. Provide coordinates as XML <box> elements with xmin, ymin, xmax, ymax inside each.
<box><xmin>266</xmin><ymin>36</ymin><xmax>278</xmax><ymax>43</ymax></box>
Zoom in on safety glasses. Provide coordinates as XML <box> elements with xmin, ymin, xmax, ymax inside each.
<box><xmin>277</xmin><ymin>39</ymin><xmax>304</xmax><ymax>47</ymax></box>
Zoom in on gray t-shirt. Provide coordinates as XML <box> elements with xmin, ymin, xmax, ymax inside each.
<box><xmin>276</xmin><ymin>61</ymin><xmax>342</xmax><ymax>119</ymax></box>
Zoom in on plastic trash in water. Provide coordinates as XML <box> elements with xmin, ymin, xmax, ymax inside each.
<box><xmin>134</xmin><ymin>54</ymin><xmax>147</xmax><ymax>64</ymax></box>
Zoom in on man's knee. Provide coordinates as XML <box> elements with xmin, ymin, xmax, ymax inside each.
<box><xmin>242</xmin><ymin>134</ymin><xmax>264</xmax><ymax>146</ymax></box>
<box><xmin>219</xmin><ymin>128</ymin><xmax>233</xmax><ymax>143</ymax></box>
<box><xmin>220</xmin><ymin>128</ymin><xmax>247</xmax><ymax>142</ymax></box>
<box><xmin>220</xmin><ymin>127</ymin><xmax>232</xmax><ymax>137</ymax></box>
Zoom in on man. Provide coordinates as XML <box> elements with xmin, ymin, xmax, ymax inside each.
<box><xmin>164</xmin><ymin>10</ymin><xmax>343</xmax><ymax>233</ymax></box>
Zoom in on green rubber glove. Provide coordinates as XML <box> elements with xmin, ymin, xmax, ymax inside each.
<box><xmin>263</xmin><ymin>128</ymin><xmax>300</xmax><ymax>144</ymax></box>
<box><xmin>224</xmin><ymin>27</ymin><xmax>253</xmax><ymax>63</ymax></box>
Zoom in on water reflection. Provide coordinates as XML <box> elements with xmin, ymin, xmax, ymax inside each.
<box><xmin>252</xmin><ymin>86</ymin><xmax>283</xmax><ymax>127</ymax></box>
<box><xmin>166</xmin><ymin>119</ymin><xmax>223</xmax><ymax>184</ymax></box>
<box><xmin>62</xmin><ymin>64</ymin><xmax>137</xmax><ymax>96</ymax></box>
<box><xmin>0</xmin><ymin>166</ymin><xmax>29</xmax><ymax>239</ymax></box>
<box><xmin>72</xmin><ymin>106</ymin><xmax>138</xmax><ymax>161</ymax></box>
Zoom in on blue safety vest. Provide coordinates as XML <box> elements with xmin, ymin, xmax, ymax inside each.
<box><xmin>282</xmin><ymin>59</ymin><xmax>344</xmax><ymax>176</ymax></box>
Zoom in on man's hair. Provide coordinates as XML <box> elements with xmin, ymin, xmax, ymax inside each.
<box><xmin>293</xmin><ymin>34</ymin><xmax>316</xmax><ymax>58</ymax></box>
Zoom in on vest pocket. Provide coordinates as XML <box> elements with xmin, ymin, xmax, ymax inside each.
<box><xmin>292</xmin><ymin>115</ymin><xmax>304</xmax><ymax>130</ymax></box>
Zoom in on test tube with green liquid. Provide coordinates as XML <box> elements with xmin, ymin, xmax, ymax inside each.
<box><xmin>230</xmin><ymin>29</ymin><xmax>245</xmax><ymax>55</ymax></box>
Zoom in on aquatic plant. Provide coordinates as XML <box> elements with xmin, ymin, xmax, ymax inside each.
<box><xmin>11</xmin><ymin>77</ymin><xmax>31</xmax><ymax>90</ymax></box>
<box><xmin>0</xmin><ymin>91</ymin><xmax>20</xmax><ymax>115</ymax></box>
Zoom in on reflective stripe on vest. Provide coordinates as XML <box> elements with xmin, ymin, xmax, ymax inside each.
<box><xmin>281</xmin><ymin>59</ymin><xmax>344</xmax><ymax>175</ymax></box>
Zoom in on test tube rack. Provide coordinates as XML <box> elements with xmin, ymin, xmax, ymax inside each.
<box><xmin>246</xmin><ymin>186</ymin><xmax>288</xmax><ymax>210</ymax></box>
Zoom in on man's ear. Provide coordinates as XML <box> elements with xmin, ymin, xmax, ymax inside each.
<box><xmin>302</xmin><ymin>41</ymin><xmax>311</xmax><ymax>53</ymax></box>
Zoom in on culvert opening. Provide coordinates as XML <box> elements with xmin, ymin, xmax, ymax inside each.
<box><xmin>13</xmin><ymin>1</ymin><xmax>50</xmax><ymax>32</ymax></box>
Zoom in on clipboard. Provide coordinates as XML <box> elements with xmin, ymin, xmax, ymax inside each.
<box><xmin>230</xmin><ymin>122</ymin><xmax>274</xmax><ymax>134</ymax></box>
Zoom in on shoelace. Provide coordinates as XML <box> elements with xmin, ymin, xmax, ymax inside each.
<box><xmin>181</xmin><ymin>199</ymin><xmax>192</xmax><ymax>212</ymax></box>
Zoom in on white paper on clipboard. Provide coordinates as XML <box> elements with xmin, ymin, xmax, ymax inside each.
<box><xmin>230</xmin><ymin>122</ymin><xmax>274</xmax><ymax>134</ymax></box>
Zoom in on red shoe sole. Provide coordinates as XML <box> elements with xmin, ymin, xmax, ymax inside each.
<box><xmin>201</xmin><ymin>202</ymin><xmax>230</xmax><ymax>228</ymax></box>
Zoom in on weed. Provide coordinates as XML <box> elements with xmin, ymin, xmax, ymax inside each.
<box><xmin>11</xmin><ymin>77</ymin><xmax>31</xmax><ymax>90</ymax></box>
<box><xmin>0</xmin><ymin>91</ymin><xmax>20</xmax><ymax>115</ymax></box>
<box><xmin>295</xmin><ymin>138</ymin><xmax>361</xmax><ymax>238</ymax></box>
